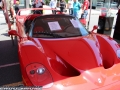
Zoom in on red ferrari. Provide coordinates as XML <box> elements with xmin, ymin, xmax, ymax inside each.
<box><xmin>8</xmin><ymin>8</ymin><xmax>120</xmax><ymax>90</ymax></box>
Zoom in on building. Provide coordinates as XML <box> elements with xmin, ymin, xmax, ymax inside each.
<box><xmin>79</xmin><ymin>0</ymin><xmax>118</xmax><ymax>9</ymax></box>
<box><xmin>15</xmin><ymin>0</ymin><xmax>118</xmax><ymax>9</ymax></box>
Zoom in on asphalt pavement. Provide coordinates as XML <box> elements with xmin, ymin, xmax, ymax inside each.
<box><xmin>0</xmin><ymin>10</ymin><xmax>22</xmax><ymax>86</ymax></box>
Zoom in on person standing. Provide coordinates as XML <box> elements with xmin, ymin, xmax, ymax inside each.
<box><xmin>68</xmin><ymin>0</ymin><xmax>73</xmax><ymax>15</ymax></box>
<box><xmin>73</xmin><ymin>0</ymin><xmax>81</xmax><ymax>19</ymax></box>
<box><xmin>49</xmin><ymin>0</ymin><xmax>57</xmax><ymax>14</ymax></box>
<box><xmin>32</xmin><ymin>0</ymin><xmax>36</xmax><ymax>8</ymax></box>
<box><xmin>6</xmin><ymin>0</ymin><xmax>15</xmax><ymax>18</ymax></box>
<box><xmin>33</xmin><ymin>0</ymin><xmax>45</xmax><ymax>14</ymax></box>
<box><xmin>81</xmin><ymin>0</ymin><xmax>89</xmax><ymax>19</ymax></box>
<box><xmin>1</xmin><ymin>0</ymin><xmax>15</xmax><ymax>24</ymax></box>
<box><xmin>14</xmin><ymin>0</ymin><xmax>20</xmax><ymax>15</ymax></box>
<box><xmin>60</xmin><ymin>0</ymin><xmax>66</xmax><ymax>13</ymax></box>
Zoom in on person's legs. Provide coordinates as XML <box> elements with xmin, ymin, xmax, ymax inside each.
<box><xmin>76</xmin><ymin>11</ymin><xmax>80</xmax><ymax>19</ymax></box>
<box><xmin>72</xmin><ymin>11</ymin><xmax>75</xmax><ymax>17</ymax></box>
<box><xmin>71</xmin><ymin>8</ymin><xmax>73</xmax><ymax>15</ymax></box>
<box><xmin>69</xmin><ymin>8</ymin><xmax>71</xmax><ymax>15</ymax></box>
<box><xmin>82</xmin><ymin>10</ymin><xmax>88</xmax><ymax>19</ymax></box>
<box><xmin>106</xmin><ymin>17</ymin><xmax>112</xmax><ymax>30</ymax></box>
<box><xmin>15</xmin><ymin>9</ymin><xmax>19</xmax><ymax>15</ymax></box>
<box><xmin>69</xmin><ymin>8</ymin><xmax>73</xmax><ymax>15</ymax></box>
<box><xmin>4</xmin><ymin>12</ymin><xmax>8</xmax><ymax>23</ymax></box>
<box><xmin>52</xmin><ymin>10</ymin><xmax>54</xmax><ymax>14</ymax></box>
<box><xmin>39</xmin><ymin>6</ymin><xmax>43</xmax><ymax>14</ymax></box>
<box><xmin>52</xmin><ymin>9</ymin><xmax>56</xmax><ymax>14</ymax></box>
<box><xmin>69</xmin><ymin>8</ymin><xmax>72</xmax><ymax>15</ymax></box>
<box><xmin>54</xmin><ymin>10</ymin><xmax>56</xmax><ymax>14</ymax></box>
<box><xmin>60</xmin><ymin>7</ymin><xmax>64</xmax><ymax>12</ymax></box>
<box><xmin>8</xmin><ymin>10</ymin><xmax>14</xmax><ymax>24</ymax></box>
<box><xmin>73</xmin><ymin>11</ymin><xmax>77</xmax><ymax>18</ymax></box>
<box><xmin>73</xmin><ymin>11</ymin><xmax>79</xmax><ymax>19</ymax></box>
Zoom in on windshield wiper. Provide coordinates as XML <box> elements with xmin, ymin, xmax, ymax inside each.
<box><xmin>33</xmin><ymin>32</ymin><xmax>63</xmax><ymax>38</ymax></box>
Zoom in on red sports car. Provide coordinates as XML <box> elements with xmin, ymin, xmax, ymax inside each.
<box><xmin>8</xmin><ymin>8</ymin><xmax>120</xmax><ymax>90</ymax></box>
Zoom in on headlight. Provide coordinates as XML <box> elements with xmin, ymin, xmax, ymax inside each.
<box><xmin>37</xmin><ymin>68</ymin><xmax>45</xmax><ymax>74</ymax></box>
<box><xmin>26</xmin><ymin>63</ymin><xmax>53</xmax><ymax>88</ymax></box>
<box><xmin>117</xmin><ymin>49</ymin><xmax>120</xmax><ymax>58</ymax></box>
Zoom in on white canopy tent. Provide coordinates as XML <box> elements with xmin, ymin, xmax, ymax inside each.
<box><xmin>87</xmin><ymin>0</ymin><xmax>92</xmax><ymax>30</ymax></box>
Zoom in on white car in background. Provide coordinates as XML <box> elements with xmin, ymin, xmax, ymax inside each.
<box><xmin>111</xmin><ymin>2</ymin><xmax>117</xmax><ymax>7</ymax></box>
<box><xmin>96</xmin><ymin>2</ymin><xmax>103</xmax><ymax>6</ymax></box>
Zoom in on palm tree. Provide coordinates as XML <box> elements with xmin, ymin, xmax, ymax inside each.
<box><xmin>45</xmin><ymin>0</ymin><xmax>50</xmax><ymax>5</ymax></box>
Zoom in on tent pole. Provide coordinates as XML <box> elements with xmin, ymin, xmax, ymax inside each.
<box><xmin>87</xmin><ymin>0</ymin><xmax>92</xmax><ymax>31</ymax></box>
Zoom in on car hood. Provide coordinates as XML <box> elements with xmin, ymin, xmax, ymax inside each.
<box><xmin>42</xmin><ymin>63</ymin><xmax>120</xmax><ymax>90</ymax></box>
<box><xmin>32</xmin><ymin>34</ymin><xmax>120</xmax><ymax>71</ymax></box>
<box><xmin>34</xmin><ymin>35</ymin><xmax>104</xmax><ymax>70</ymax></box>
<box><xmin>23</xmin><ymin>34</ymin><xmax>120</xmax><ymax>89</ymax></box>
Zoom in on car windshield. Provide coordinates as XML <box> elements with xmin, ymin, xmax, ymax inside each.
<box><xmin>29</xmin><ymin>15</ymin><xmax>89</xmax><ymax>38</ymax></box>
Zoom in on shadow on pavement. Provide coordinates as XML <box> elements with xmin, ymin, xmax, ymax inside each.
<box><xmin>0</xmin><ymin>23</ymin><xmax>7</xmax><ymax>25</ymax></box>
<box><xmin>0</xmin><ymin>39</ymin><xmax>22</xmax><ymax>86</ymax></box>
<box><xmin>1</xmin><ymin>33</ymin><xmax>9</xmax><ymax>37</ymax></box>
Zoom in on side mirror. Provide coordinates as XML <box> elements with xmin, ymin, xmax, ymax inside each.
<box><xmin>91</xmin><ymin>25</ymin><xmax>98</xmax><ymax>33</ymax></box>
<box><xmin>8</xmin><ymin>30</ymin><xmax>22</xmax><ymax>46</ymax></box>
<box><xmin>8</xmin><ymin>30</ymin><xmax>21</xmax><ymax>38</ymax></box>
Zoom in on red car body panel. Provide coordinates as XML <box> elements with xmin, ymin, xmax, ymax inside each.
<box><xmin>8</xmin><ymin>8</ymin><xmax>120</xmax><ymax>90</ymax></box>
